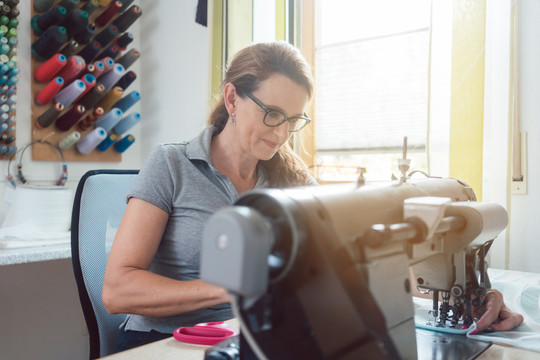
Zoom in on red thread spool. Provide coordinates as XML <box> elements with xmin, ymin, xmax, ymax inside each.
<box><xmin>36</xmin><ymin>76</ymin><xmax>64</xmax><ymax>105</ymax></box>
<box><xmin>91</xmin><ymin>60</ymin><xmax>105</xmax><ymax>78</ymax></box>
<box><xmin>55</xmin><ymin>104</ymin><xmax>86</xmax><ymax>131</ymax></box>
<box><xmin>95</xmin><ymin>1</ymin><xmax>122</xmax><ymax>27</ymax></box>
<box><xmin>56</xmin><ymin>55</ymin><xmax>86</xmax><ymax>85</ymax></box>
<box><xmin>34</xmin><ymin>53</ymin><xmax>67</xmax><ymax>83</ymax></box>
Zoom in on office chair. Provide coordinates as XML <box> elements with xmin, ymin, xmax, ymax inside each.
<box><xmin>71</xmin><ymin>169</ymin><xmax>139</xmax><ymax>359</ymax></box>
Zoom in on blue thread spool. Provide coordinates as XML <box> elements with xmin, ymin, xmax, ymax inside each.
<box><xmin>114</xmin><ymin>134</ymin><xmax>134</xmax><ymax>153</ymax></box>
<box><xmin>97</xmin><ymin>132</ymin><xmax>117</xmax><ymax>151</ymax></box>
<box><xmin>6</xmin><ymin>145</ymin><xmax>16</xmax><ymax>156</ymax></box>
<box><xmin>0</xmin><ymin>123</ymin><xmax>7</xmax><ymax>132</ymax></box>
<box><xmin>0</xmin><ymin>75</ymin><xmax>7</xmax><ymax>85</ymax></box>
<box><xmin>32</xmin><ymin>25</ymin><xmax>68</xmax><ymax>60</ymax></box>
<box><xmin>6</xmin><ymin>135</ymin><xmax>14</xmax><ymax>144</ymax></box>
<box><xmin>113</xmin><ymin>112</ymin><xmax>140</xmax><ymax>135</ymax></box>
<box><xmin>6</xmin><ymin>75</ymin><xmax>17</xmax><ymax>87</ymax></box>
<box><xmin>113</xmin><ymin>90</ymin><xmax>140</xmax><ymax>112</ymax></box>
<box><xmin>95</xmin><ymin>107</ymin><xmax>123</xmax><ymax>132</ymax></box>
<box><xmin>0</xmin><ymin>144</ymin><xmax>6</xmax><ymax>155</ymax></box>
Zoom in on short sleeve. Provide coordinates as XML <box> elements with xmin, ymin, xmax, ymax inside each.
<box><xmin>127</xmin><ymin>144</ymin><xmax>178</xmax><ymax>214</ymax></box>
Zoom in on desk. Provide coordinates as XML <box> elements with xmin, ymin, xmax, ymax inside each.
<box><xmin>100</xmin><ymin>318</ymin><xmax>540</xmax><ymax>360</ymax></box>
<box><xmin>0</xmin><ymin>242</ymin><xmax>71</xmax><ymax>265</ymax></box>
<box><xmin>100</xmin><ymin>336</ymin><xmax>540</xmax><ymax>360</ymax></box>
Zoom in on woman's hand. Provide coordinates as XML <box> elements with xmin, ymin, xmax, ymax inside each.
<box><xmin>472</xmin><ymin>289</ymin><xmax>524</xmax><ymax>333</ymax></box>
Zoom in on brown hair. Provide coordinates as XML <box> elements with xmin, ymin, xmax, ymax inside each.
<box><xmin>208</xmin><ymin>41</ymin><xmax>314</xmax><ymax>188</ymax></box>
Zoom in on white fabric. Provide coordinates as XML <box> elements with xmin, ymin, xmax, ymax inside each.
<box><xmin>414</xmin><ymin>268</ymin><xmax>540</xmax><ymax>353</ymax></box>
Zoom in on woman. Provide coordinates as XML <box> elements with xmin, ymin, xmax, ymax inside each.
<box><xmin>102</xmin><ymin>41</ymin><xmax>317</xmax><ymax>351</ymax></box>
<box><xmin>103</xmin><ymin>41</ymin><xmax>522</xmax><ymax>352</ymax></box>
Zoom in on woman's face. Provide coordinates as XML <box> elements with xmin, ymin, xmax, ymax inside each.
<box><xmin>234</xmin><ymin>73</ymin><xmax>309</xmax><ymax>161</ymax></box>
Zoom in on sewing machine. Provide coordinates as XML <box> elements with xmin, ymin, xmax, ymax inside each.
<box><xmin>201</xmin><ymin>175</ymin><xmax>508</xmax><ymax>359</ymax></box>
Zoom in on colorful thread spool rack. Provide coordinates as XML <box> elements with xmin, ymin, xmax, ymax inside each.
<box><xmin>0</xmin><ymin>0</ymin><xmax>19</xmax><ymax>159</ymax></box>
<box><xmin>31</xmin><ymin>0</ymin><xmax>142</xmax><ymax>161</ymax></box>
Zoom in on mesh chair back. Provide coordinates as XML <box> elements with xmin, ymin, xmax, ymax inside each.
<box><xmin>71</xmin><ymin>170</ymin><xmax>139</xmax><ymax>359</ymax></box>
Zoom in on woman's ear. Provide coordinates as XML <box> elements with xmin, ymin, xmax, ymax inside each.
<box><xmin>223</xmin><ymin>83</ymin><xmax>237</xmax><ymax>116</ymax></box>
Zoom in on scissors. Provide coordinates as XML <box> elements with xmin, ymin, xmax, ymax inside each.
<box><xmin>173</xmin><ymin>321</ymin><xmax>239</xmax><ymax>346</ymax></box>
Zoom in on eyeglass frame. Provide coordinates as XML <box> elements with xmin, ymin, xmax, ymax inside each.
<box><xmin>244</xmin><ymin>92</ymin><xmax>312</xmax><ymax>132</ymax></box>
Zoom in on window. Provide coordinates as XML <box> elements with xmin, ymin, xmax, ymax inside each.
<box><xmin>313</xmin><ymin>0</ymin><xmax>432</xmax><ymax>182</ymax></box>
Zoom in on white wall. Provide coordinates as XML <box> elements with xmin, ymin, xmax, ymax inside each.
<box><xmin>508</xmin><ymin>0</ymin><xmax>540</xmax><ymax>272</ymax></box>
<box><xmin>0</xmin><ymin>1</ymin><xmax>210</xmax><ymax>359</ymax></box>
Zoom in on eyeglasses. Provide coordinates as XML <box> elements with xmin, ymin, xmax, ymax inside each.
<box><xmin>245</xmin><ymin>92</ymin><xmax>311</xmax><ymax>132</ymax></box>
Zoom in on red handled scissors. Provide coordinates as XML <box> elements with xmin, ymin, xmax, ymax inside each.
<box><xmin>173</xmin><ymin>321</ymin><xmax>239</xmax><ymax>346</ymax></box>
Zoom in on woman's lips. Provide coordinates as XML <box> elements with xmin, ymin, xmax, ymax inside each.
<box><xmin>263</xmin><ymin>139</ymin><xmax>278</xmax><ymax>148</ymax></box>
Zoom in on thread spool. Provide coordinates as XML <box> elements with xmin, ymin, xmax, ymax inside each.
<box><xmin>78</xmin><ymin>82</ymin><xmax>106</xmax><ymax>109</ymax></box>
<box><xmin>113</xmin><ymin>32</ymin><xmax>133</xmax><ymax>51</ymax></box>
<box><xmin>5</xmin><ymin>145</ymin><xmax>16</xmax><ymax>156</ymax></box>
<box><xmin>0</xmin><ymin>75</ymin><xmax>9</xmax><ymax>86</ymax></box>
<box><xmin>113</xmin><ymin>90</ymin><xmax>140</xmax><ymax>112</ymax></box>
<box><xmin>99</xmin><ymin>63</ymin><xmax>124</xmax><ymax>90</ymax></box>
<box><xmin>74</xmin><ymin>73</ymin><xmax>96</xmax><ymax>102</ymax></box>
<box><xmin>82</xmin><ymin>0</ymin><xmax>99</xmax><ymax>15</ymax></box>
<box><xmin>78</xmin><ymin>106</ymin><xmax>103</xmax><ymax>130</ymax></box>
<box><xmin>8</xmin><ymin>8</ymin><xmax>19</xmax><ymax>20</ymax></box>
<box><xmin>118</xmin><ymin>0</ymin><xmax>134</xmax><ymax>12</ymax></box>
<box><xmin>7</xmin><ymin>66</ymin><xmax>19</xmax><ymax>77</ymax></box>
<box><xmin>96</xmin><ymin>44</ymin><xmax>119</xmax><ymax>61</ymax></box>
<box><xmin>112</xmin><ymin>5</ymin><xmax>142</xmax><ymax>33</ymax></box>
<box><xmin>91</xmin><ymin>60</ymin><xmax>105</xmax><ymax>78</ymax></box>
<box><xmin>85</xmin><ymin>63</ymin><xmax>95</xmax><ymax>76</ymax></box>
<box><xmin>6</xmin><ymin>135</ymin><xmax>15</xmax><ymax>144</ymax></box>
<box><xmin>54</xmin><ymin>79</ymin><xmax>86</xmax><ymax>107</ymax></box>
<box><xmin>36</xmin><ymin>77</ymin><xmax>64</xmax><ymax>105</ymax></box>
<box><xmin>61</xmin><ymin>9</ymin><xmax>88</xmax><ymax>39</ymax></box>
<box><xmin>96</xmin><ymin>132</ymin><xmax>117</xmax><ymax>151</ymax></box>
<box><xmin>95</xmin><ymin>107</ymin><xmax>122</xmax><ymax>132</ymax></box>
<box><xmin>0</xmin><ymin>95</ymin><xmax>6</xmax><ymax>105</ymax></box>
<box><xmin>96</xmin><ymin>85</ymin><xmax>122</xmax><ymax>113</ymax></box>
<box><xmin>95</xmin><ymin>1</ymin><xmax>122</xmax><ymax>27</ymax></box>
<box><xmin>55</xmin><ymin>103</ymin><xmax>86</xmax><ymax>131</ymax></box>
<box><xmin>115</xmin><ymin>48</ymin><xmax>139</xmax><ymax>70</ymax></box>
<box><xmin>31</xmin><ymin>5</ymin><xmax>67</xmax><ymax>35</ymax></box>
<box><xmin>34</xmin><ymin>0</ymin><xmax>55</xmax><ymax>13</ymax></box>
<box><xmin>5</xmin><ymin>85</ymin><xmax>16</xmax><ymax>97</ymax></box>
<box><xmin>99</xmin><ymin>57</ymin><xmax>115</xmax><ymax>75</ymax></box>
<box><xmin>8</xmin><ymin>18</ymin><xmax>18</xmax><ymax>29</ymax></box>
<box><xmin>73</xmin><ymin>23</ymin><xmax>96</xmax><ymax>45</ymax></box>
<box><xmin>56</xmin><ymin>55</ymin><xmax>86</xmax><ymax>84</ymax></box>
<box><xmin>0</xmin><ymin>64</ymin><xmax>8</xmax><ymax>75</ymax></box>
<box><xmin>116</xmin><ymin>70</ymin><xmax>136</xmax><ymax>90</ymax></box>
<box><xmin>114</xmin><ymin>134</ymin><xmax>134</xmax><ymax>153</ymax></box>
<box><xmin>76</xmin><ymin>126</ymin><xmax>106</xmax><ymax>154</ymax></box>
<box><xmin>58</xmin><ymin>130</ymin><xmax>80</xmax><ymax>149</ymax></box>
<box><xmin>94</xmin><ymin>24</ymin><xmax>118</xmax><ymax>47</ymax></box>
<box><xmin>78</xmin><ymin>40</ymin><xmax>102</xmax><ymax>63</ymax></box>
<box><xmin>31</xmin><ymin>25</ymin><xmax>68</xmax><ymax>60</ymax></box>
<box><xmin>98</xmin><ymin>0</ymin><xmax>113</xmax><ymax>7</ymax></box>
<box><xmin>6</xmin><ymin>76</ymin><xmax>17</xmax><ymax>87</ymax></box>
<box><xmin>6</xmin><ymin>94</ymin><xmax>15</xmax><ymax>106</ymax></box>
<box><xmin>58</xmin><ymin>0</ymin><xmax>80</xmax><ymax>11</ymax></box>
<box><xmin>59</xmin><ymin>40</ymin><xmax>79</xmax><ymax>57</ymax></box>
<box><xmin>113</xmin><ymin>112</ymin><xmax>140</xmax><ymax>135</ymax></box>
<box><xmin>35</xmin><ymin>102</ymin><xmax>64</xmax><ymax>128</ymax></box>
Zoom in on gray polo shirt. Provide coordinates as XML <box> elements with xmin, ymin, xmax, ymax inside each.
<box><xmin>122</xmin><ymin>126</ymin><xmax>268</xmax><ymax>333</ymax></box>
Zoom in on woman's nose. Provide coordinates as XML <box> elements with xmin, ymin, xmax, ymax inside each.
<box><xmin>274</xmin><ymin>121</ymin><xmax>289</xmax><ymax>140</ymax></box>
